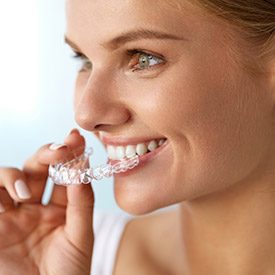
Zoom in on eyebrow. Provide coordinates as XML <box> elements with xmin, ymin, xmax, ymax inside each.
<box><xmin>65</xmin><ymin>36</ymin><xmax>81</xmax><ymax>51</ymax></box>
<box><xmin>102</xmin><ymin>29</ymin><xmax>184</xmax><ymax>50</ymax></box>
<box><xmin>65</xmin><ymin>28</ymin><xmax>184</xmax><ymax>52</ymax></box>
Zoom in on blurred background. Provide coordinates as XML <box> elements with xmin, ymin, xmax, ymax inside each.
<box><xmin>0</xmin><ymin>0</ymin><xmax>122</xmax><ymax>212</ymax></box>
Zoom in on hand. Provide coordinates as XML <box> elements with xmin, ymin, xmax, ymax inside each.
<box><xmin>0</xmin><ymin>129</ymin><xmax>95</xmax><ymax>275</ymax></box>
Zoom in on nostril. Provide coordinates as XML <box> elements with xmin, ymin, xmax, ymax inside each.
<box><xmin>94</xmin><ymin>124</ymin><xmax>115</xmax><ymax>131</ymax></box>
<box><xmin>75</xmin><ymin>106</ymin><xmax>131</xmax><ymax>131</ymax></box>
<box><xmin>95</xmin><ymin>124</ymin><xmax>104</xmax><ymax>130</ymax></box>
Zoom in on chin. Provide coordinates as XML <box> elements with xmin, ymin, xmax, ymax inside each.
<box><xmin>114</xmin><ymin>187</ymin><xmax>182</xmax><ymax>215</ymax></box>
<box><xmin>113</xmin><ymin>189</ymin><xmax>158</xmax><ymax>215</ymax></box>
<box><xmin>114</xmin><ymin>194</ymin><xmax>158</xmax><ymax>215</ymax></box>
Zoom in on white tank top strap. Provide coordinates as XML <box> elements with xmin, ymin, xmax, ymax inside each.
<box><xmin>91</xmin><ymin>211</ymin><xmax>133</xmax><ymax>275</ymax></box>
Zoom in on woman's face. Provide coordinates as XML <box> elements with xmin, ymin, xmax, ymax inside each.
<box><xmin>66</xmin><ymin>0</ymin><xmax>274</xmax><ymax>214</ymax></box>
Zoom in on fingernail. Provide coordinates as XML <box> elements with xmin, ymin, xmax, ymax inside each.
<box><xmin>14</xmin><ymin>179</ymin><xmax>32</xmax><ymax>200</ymax></box>
<box><xmin>49</xmin><ymin>143</ymin><xmax>68</xmax><ymax>151</ymax></box>
<box><xmin>0</xmin><ymin>202</ymin><xmax>5</xmax><ymax>213</ymax></box>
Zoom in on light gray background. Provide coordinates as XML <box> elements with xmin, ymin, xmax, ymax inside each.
<box><xmin>0</xmin><ymin>0</ymin><xmax>122</xmax><ymax>212</ymax></box>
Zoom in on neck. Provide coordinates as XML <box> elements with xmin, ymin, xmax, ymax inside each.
<box><xmin>178</xmin><ymin>162</ymin><xmax>275</xmax><ymax>275</ymax></box>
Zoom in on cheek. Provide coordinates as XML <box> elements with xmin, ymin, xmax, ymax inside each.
<box><xmin>175</xmin><ymin>76</ymin><xmax>271</xmax><ymax>195</ymax></box>
<box><xmin>140</xmin><ymin>63</ymin><xmax>273</xmax><ymax>198</ymax></box>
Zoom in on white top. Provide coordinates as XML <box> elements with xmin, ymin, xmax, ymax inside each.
<box><xmin>91</xmin><ymin>211</ymin><xmax>133</xmax><ymax>275</ymax></box>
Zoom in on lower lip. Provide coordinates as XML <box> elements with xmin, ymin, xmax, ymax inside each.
<box><xmin>107</xmin><ymin>140</ymin><xmax>169</xmax><ymax>177</ymax></box>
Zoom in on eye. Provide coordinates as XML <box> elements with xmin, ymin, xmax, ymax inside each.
<box><xmin>72</xmin><ymin>51</ymin><xmax>92</xmax><ymax>72</ymax></box>
<box><xmin>127</xmin><ymin>50</ymin><xmax>165</xmax><ymax>72</ymax></box>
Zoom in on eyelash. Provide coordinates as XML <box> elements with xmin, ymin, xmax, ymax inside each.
<box><xmin>72</xmin><ymin>52</ymin><xmax>92</xmax><ymax>71</ymax></box>
<box><xmin>72</xmin><ymin>49</ymin><xmax>165</xmax><ymax>72</ymax></box>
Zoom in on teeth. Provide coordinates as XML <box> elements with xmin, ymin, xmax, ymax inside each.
<box><xmin>107</xmin><ymin>145</ymin><xmax>116</xmax><ymax>160</ymax></box>
<box><xmin>106</xmin><ymin>138</ymin><xmax>166</xmax><ymax>160</ymax></box>
<box><xmin>116</xmin><ymin>146</ymin><xmax>125</xmax><ymax>159</ymax></box>
<box><xmin>125</xmin><ymin>145</ymin><xmax>136</xmax><ymax>158</ymax></box>
<box><xmin>136</xmin><ymin>143</ymin><xmax>148</xmax><ymax>156</ymax></box>
<box><xmin>148</xmin><ymin>140</ymin><xmax>158</xmax><ymax>152</ymax></box>
<box><xmin>158</xmin><ymin>139</ymin><xmax>165</xmax><ymax>146</ymax></box>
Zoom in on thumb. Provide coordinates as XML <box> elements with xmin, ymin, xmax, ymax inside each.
<box><xmin>64</xmin><ymin>183</ymin><xmax>95</xmax><ymax>256</ymax></box>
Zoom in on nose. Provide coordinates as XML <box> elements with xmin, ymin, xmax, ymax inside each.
<box><xmin>74</xmin><ymin>71</ymin><xmax>131</xmax><ymax>132</ymax></box>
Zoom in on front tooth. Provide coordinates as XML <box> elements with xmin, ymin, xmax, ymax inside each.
<box><xmin>136</xmin><ymin>143</ymin><xmax>147</xmax><ymax>156</ymax></box>
<box><xmin>148</xmin><ymin>140</ymin><xmax>158</xmax><ymax>152</ymax></box>
<box><xmin>125</xmin><ymin>145</ymin><xmax>136</xmax><ymax>158</ymax></box>
<box><xmin>158</xmin><ymin>139</ymin><xmax>166</xmax><ymax>146</ymax></box>
<box><xmin>116</xmin><ymin>146</ymin><xmax>125</xmax><ymax>159</ymax></box>
<box><xmin>107</xmin><ymin>145</ymin><xmax>116</xmax><ymax>159</ymax></box>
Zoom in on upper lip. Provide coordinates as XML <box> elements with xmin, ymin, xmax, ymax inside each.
<box><xmin>99</xmin><ymin>134</ymin><xmax>166</xmax><ymax>146</ymax></box>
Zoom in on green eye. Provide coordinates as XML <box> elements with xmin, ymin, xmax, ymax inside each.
<box><xmin>139</xmin><ymin>54</ymin><xmax>151</xmax><ymax>69</ymax></box>
<box><xmin>136</xmin><ymin>52</ymin><xmax>163</xmax><ymax>71</ymax></box>
<box><xmin>128</xmin><ymin>50</ymin><xmax>165</xmax><ymax>72</ymax></box>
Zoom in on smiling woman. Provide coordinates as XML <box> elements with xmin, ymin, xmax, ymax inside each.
<box><xmin>0</xmin><ymin>0</ymin><xmax>275</xmax><ymax>275</ymax></box>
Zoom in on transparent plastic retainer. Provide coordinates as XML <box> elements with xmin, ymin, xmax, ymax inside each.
<box><xmin>48</xmin><ymin>147</ymin><xmax>140</xmax><ymax>185</ymax></box>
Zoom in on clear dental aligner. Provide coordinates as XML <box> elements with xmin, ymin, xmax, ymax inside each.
<box><xmin>48</xmin><ymin>147</ymin><xmax>140</xmax><ymax>185</ymax></box>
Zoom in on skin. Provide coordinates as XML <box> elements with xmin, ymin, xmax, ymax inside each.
<box><xmin>0</xmin><ymin>131</ymin><xmax>95</xmax><ymax>275</ymax></box>
<box><xmin>68</xmin><ymin>0</ymin><xmax>274</xmax><ymax>213</ymax></box>
<box><xmin>0</xmin><ymin>0</ymin><xmax>274</xmax><ymax>274</ymax></box>
<box><xmin>68</xmin><ymin>0</ymin><xmax>275</xmax><ymax>274</ymax></box>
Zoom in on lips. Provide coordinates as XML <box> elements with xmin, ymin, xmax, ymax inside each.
<box><xmin>107</xmin><ymin>138</ymin><xmax>169</xmax><ymax>172</ymax></box>
<box><xmin>98</xmin><ymin>133</ymin><xmax>169</xmax><ymax>176</ymax></box>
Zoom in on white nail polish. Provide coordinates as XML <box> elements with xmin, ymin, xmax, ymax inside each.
<box><xmin>14</xmin><ymin>179</ymin><xmax>32</xmax><ymax>200</ymax></box>
<box><xmin>49</xmin><ymin>143</ymin><xmax>67</xmax><ymax>151</ymax></box>
<box><xmin>0</xmin><ymin>202</ymin><xmax>5</xmax><ymax>213</ymax></box>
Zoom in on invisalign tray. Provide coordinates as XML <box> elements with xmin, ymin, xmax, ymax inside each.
<box><xmin>48</xmin><ymin>147</ymin><xmax>140</xmax><ymax>185</ymax></box>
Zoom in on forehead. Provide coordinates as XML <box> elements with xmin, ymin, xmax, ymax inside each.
<box><xmin>65</xmin><ymin>0</ymin><xmax>203</xmax><ymax>45</ymax></box>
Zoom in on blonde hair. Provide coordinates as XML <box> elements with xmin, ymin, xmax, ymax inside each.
<box><xmin>192</xmin><ymin>0</ymin><xmax>275</xmax><ymax>74</ymax></box>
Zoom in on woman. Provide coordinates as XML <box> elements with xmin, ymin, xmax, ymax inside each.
<box><xmin>0</xmin><ymin>0</ymin><xmax>274</xmax><ymax>274</ymax></box>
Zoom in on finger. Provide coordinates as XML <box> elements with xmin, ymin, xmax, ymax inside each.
<box><xmin>0</xmin><ymin>201</ymin><xmax>4</xmax><ymax>213</ymax></box>
<box><xmin>23</xmin><ymin>143</ymin><xmax>69</xmax><ymax>175</ymax></box>
<box><xmin>0</xmin><ymin>167</ymin><xmax>32</xmax><ymax>203</ymax></box>
<box><xmin>64</xmin><ymin>183</ymin><xmax>95</xmax><ymax>256</ymax></box>
<box><xmin>63</xmin><ymin>128</ymin><xmax>86</xmax><ymax>157</ymax></box>
<box><xmin>24</xmin><ymin>129</ymin><xmax>85</xmax><ymax>172</ymax></box>
<box><xmin>0</xmin><ymin>188</ymin><xmax>15</xmax><ymax>212</ymax></box>
<box><xmin>50</xmin><ymin>129</ymin><xmax>86</xmax><ymax>206</ymax></box>
<box><xmin>22</xmin><ymin>143</ymin><xmax>69</xmax><ymax>203</ymax></box>
<box><xmin>22</xmin><ymin>128</ymin><xmax>85</xmax><ymax>205</ymax></box>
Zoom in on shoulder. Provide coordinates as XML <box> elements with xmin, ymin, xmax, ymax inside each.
<box><xmin>91</xmin><ymin>211</ymin><xmax>133</xmax><ymax>275</ymax></box>
<box><xmin>113</xmin><ymin>208</ymin><xmax>179</xmax><ymax>275</ymax></box>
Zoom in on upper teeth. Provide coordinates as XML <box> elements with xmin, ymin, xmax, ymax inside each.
<box><xmin>107</xmin><ymin>139</ymin><xmax>166</xmax><ymax>160</ymax></box>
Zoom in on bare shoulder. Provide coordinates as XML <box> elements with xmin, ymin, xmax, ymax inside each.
<box><xmin>113</xmin><ymin>209</ymin><xmax>179</xmax><ymax>275</ymax></box>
